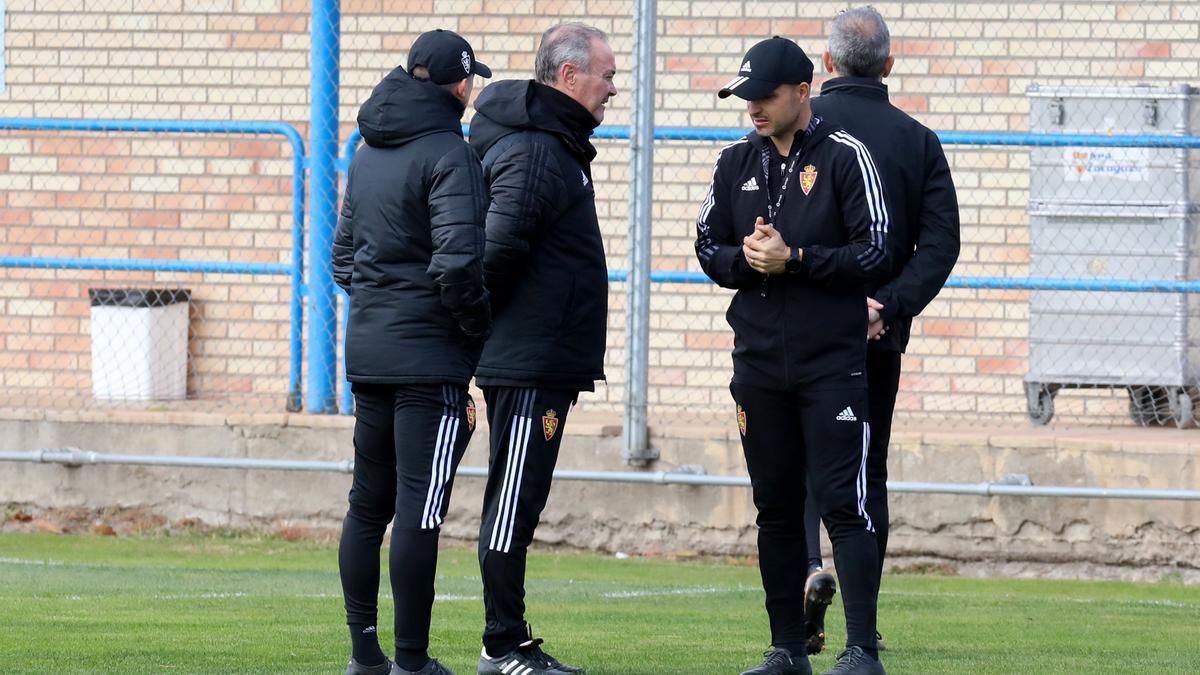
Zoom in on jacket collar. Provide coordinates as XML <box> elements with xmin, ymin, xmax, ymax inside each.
<box><xmin>818</xmin><ymin>76</ymin><xmax>889</xmax><ymax>101</ymax></box>
<box><xmin>530</xmin><ymin>82</ymin><xmax>599</xmax><ymax>162</ymax></box>
<box><xmin>471</xmin><ymin>79</ymin><xmax>598</xmax><ymax>164</ymax></box>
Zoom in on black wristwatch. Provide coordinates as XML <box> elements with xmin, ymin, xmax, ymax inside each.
<box><xmin>784</xmin><ymin>247</ymin><xmax>802</xmax><ymax>273</ymax></box>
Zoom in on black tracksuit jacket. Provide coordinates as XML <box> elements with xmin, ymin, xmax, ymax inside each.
<box><xmin>333</xmin><ymin>65</ymin><xmax>490</xmax><ymax>386</ymax></box>
<box><xmin>468</xmin><ymin>80</ymin><xmax>607</xmax><ymax>391</ymax></box>
<box><xmin>812</xmin><ymin>77</ymin><xmax>960</xmax><ymax>353</ymax></box>
<box><xmin>695</xmin><ymin>117</ymin><xmax>890</xmax><ymax>390</ymax></box>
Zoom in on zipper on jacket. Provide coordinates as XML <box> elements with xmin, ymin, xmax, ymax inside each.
<box><xmin>770</xmin><ymin>138</ymin><xmax>812</xmax><ymax>386</ymax></box>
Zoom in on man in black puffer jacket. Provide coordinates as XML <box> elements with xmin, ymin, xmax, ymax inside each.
<box><xmin>332</xmin><ymin>29</ymin><xmax>491</xmax><ymax>675</ymax></box>
<box><xmin>467</xmin><ymin>22</ymin><xmax>616</xmax><ymax>675</ymax></box>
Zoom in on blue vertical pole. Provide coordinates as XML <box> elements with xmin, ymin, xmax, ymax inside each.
<box><xmin>339</xmin><ymin>288</ymin><xmax>354</xmax><ymax>415</ymax></box>
<box><xmin>287</xmin><ymin>133</ymin><xmax>307</xmax><ymax>412</ymax></box>
<box><xmin>338</xmin><ymin>135</ymin><xmax>360</xmax><ymax>416</ymax></box>
<box><xmin>307</xmin><ymin>0</ymin><xmax>340</xmax><ymax>413</ymax></box>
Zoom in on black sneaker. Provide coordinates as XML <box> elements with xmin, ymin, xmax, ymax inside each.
<box><xmin>532</xmin><ymin>643</ymin><xmax>583</xmax><ymax>674</ymax></box>
<box><xmin>820</xmin><ymin>646</ymin><xmax>885</xmax><ymax>675</ymax></box>
<box><xmin>397</xmin><ymin>659</ymin><xmax>455</xmax><ymax>675</ymax></box>
<box><xmin>347</xmin><ymin>658</ymin><xmax>454</xmax><ymax>675</ymax></box>
<box><xmin>740</xmin><ymin>647</ymin><xmax>812</xmax><ymax>675</ymax></box>
<box><xmin>803</xmin><ymin>567</ymin><xmax>838</xmax><ymax>655</ymax></box>
<box><xmin>345</xmin><ymin>658</ymin><xmax>396</xmax><ymax>675</ymax></box>
<box><xmin>874</xmin><ymin>631</ymin><xmax>886</xmax><ymax>652</ymax></box>
<box><xmin>477</xmin><ymin>637</ymin><xmax>583</xmax><ymax>675</ymax></box>
<box><xmin>345</xmin><ymin>658</ymin><xmax>396</xmax><ymax>672</ymax></box>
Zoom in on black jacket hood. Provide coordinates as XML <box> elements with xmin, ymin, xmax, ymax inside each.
<box><xmin>357</xmin><ymin>65</ymin><xmax>465</xmax><ymax>148</ymax></box>
<box><xmin>470</xmin><ymin>79</ymin><xmax>597</xmax><ymax>162</ymax></box>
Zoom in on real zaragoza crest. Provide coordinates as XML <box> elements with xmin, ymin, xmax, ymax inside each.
<box><xmin>799</xmin><ymin>164</ymin><xmax>818</xmax><ymax>195</ymax></box>
<box><xmin>736</xmin><ymin>404</ymin><xmax>747</xmax><ymax>436</ymax></box>
<box><xmin>466</xmin><ymin>398</ymin><xmax>476</xmax><ymax>431</ymax></box>
<box><xmin>461</xmin><ymin>51</ymin><xmax>471</xmax><ymax>75</ymax></box>
<box><xmin>542</xmin><ymin>409</ymin><xmax>559</xmax><ymax>441</ymax></box>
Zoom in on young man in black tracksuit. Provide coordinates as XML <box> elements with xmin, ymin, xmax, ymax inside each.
<box><xmin>800</xmin><ymin>6</ymin><xmax>961</xmax><ymax>657</ymax></box>
<box><xmin>333</xmin><ymin>29</ymin><xmax>492</xmax><ymax>675</ymax></box>
<box><xmin>696</xmin><ymin>37</ymin><xmax>890</xmax><ymax>675</ymax></box>
<box><xmin>467</xmin><ymin>22</ymin><xmax>616</xmax><ymax>675</ymax></box>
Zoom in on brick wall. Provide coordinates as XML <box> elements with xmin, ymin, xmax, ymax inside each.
<box><xmin>1</xmin><ymin>1</ymin><xmax>1197</xmax><ymax>421</ymax></box>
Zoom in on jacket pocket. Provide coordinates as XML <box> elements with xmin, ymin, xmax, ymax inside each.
<box><xmin>555</xmin><ymin>277</ymin><xmax>578</xmax><ymax>334</ymax></box>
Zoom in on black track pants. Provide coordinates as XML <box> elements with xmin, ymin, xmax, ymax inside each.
<box><xmin>339</xmin><ymin>382</ymin><xmax>475</xmax><ymax>652</ymax></box>
<box><xmin>731</xmin><ymin>382</ymin><xmax>879</xmax><ymax>650</ymax></box>
<box><xmin>805</xmin><ymin>349</ymin><xmax>902</xmax><ymax>589</ymax></box>
<box><xmin>477</xmin><ymin>386</ymin><xmax>577</xmax><ymax>655</ymax></box>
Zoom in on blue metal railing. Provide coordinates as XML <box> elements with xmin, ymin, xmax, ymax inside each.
<box><xmin>592</xmin><ymin>127</ymin><xmax>1200</xmax><ymax>148</ymax></box>
<box><xmin>0</xmin><ymin>257</ymin><xmax>291</xmax><ymax>276</ymax></box>
<box><xmin>0</xmin><ymin>118</ymin><xmax>307</xmax><ymax>411</ymax></box>
<box><xmin>344</xmin><ymin>125</ymin><xmax>1200</xmax><ymax>292</ymax></box>
<box><xmin>605</xmin><ymin>270</ymin><xmax>1200</xmax><ymax>293</ymax></box>
<box><xmin>336</xmin><ymin>127</ymin><xmax>1200</xmax><ymax>168</ymax></box>
<box><xmin>335</xmin><ymin>125</ymin><xmax>1200</xmax><ymax>413</ymax></box>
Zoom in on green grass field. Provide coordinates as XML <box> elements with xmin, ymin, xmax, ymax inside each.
<box><xmin>1</xmin><ymin>532</ymin><xmax>1198</xmax><ymax>674</ymax></box>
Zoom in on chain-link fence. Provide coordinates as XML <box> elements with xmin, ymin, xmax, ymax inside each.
<box><xmin>336</xmin><ymin>5</ymin><xmax>636</xmax><ymax>418</ymax></box>
<box><xmin>639</xmin><ymin>2</ymin><xmax>1200</xmax><ymax>432</ymax></box>
<box><xmin>0</xmin><ymin>2</ymin><xmax>314</xmax><ymax>413</ymax></box>
<box><xmin>0</xmin><ymin>2</ymin><xmax>312</xmax><ymax>413</ymax></box>
<box><xmin>3</xmin><ymin>1</ymin><xmax>1200</xmax><ymax>431</ymax></box>
<box><xmin>0</xmin><ymin>123</ymin><xmax>304</xmax><ymax>413</ymax></box>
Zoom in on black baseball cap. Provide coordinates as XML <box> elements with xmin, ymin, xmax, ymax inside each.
<box><xmin>718</xmin><ymin>36</ymin><xmax>814</xmax><ymax>100</ymax></box>
<box><xmin>407</xmin><ymin>29</ymin><xmax>492</xmax><ymax>85</ymax></box>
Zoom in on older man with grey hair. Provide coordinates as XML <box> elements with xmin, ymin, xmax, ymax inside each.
<box><xmin>467</xmin><ymin>21</ymin><xmax>617</xmax><ymax>675</ymax></box>
<box><xmin>801</xmin><ymin>6</ymin><xmax>960</xmax><ymax>672</ymax></box>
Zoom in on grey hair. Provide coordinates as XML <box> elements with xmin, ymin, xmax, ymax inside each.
<box><xmin>535</xmin><ymin>22</ymin><xmax>609</xmax><ymax>85</ymax></box>
<box><xmin>829</xmin><ymin>6</ymin><xmax>891</xmax><ymax>79</ymax></box>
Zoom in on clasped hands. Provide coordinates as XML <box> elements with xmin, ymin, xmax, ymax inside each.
<box><xmin>742</xmin><ymin>217</ymin><xmax>791</xmax><ymax>275</ymax></box>
<box><xmin>742</xmin><ymin>216</ymin><xmax>886</xmax><ymax>341</ymax></box>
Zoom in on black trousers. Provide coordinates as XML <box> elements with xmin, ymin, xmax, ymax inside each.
<box><xmin>338</xmin><ymin>382</ymin><xmax>475</xmax><ymax>652</ymax></box>
<box><xmin>731</xmin><ymin>382</ymin><xmax>879</xmax><ymax>651</ymax></box>
<box><xmin>477</xmin><ymin>386</ymin><xmax>576</xmax><ymax>655</ymax></box>
<box><xmin>805</xmin><ymin>349</ymin><xmax>903</xmax><ymax>590</ymax></box>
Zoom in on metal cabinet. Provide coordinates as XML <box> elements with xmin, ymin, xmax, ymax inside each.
<box><xmin>1025</xmin><ymin>85</ymin><xmax>1200</xmax><ymax>427</ymax></box>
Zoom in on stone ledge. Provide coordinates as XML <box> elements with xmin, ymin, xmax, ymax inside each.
<box><xmin>7</xmin><ymin>405</ymin><xmax>1197</xmax><ymax>453</ymax></box>
<box><xmin>2</xmin><ymin>412</ymin><xmax>1197</xmax><ymax>572</ymax></box>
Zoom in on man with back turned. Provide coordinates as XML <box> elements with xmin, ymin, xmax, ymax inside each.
<box><xmin>333</xmin><ymin>28</ymin><xmax>492</xmax><ymax>675</ymax></box>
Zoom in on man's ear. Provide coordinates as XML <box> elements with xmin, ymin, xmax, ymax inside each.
<box><xmin>452</xmin><ymin>77</ymin><xmax>470</xmax><ymax>104</ymax></box>
<box><xmin>559</xmin><ymin>62</ymin><xmax>579</xmax><ymax>90</ymax></box>
<box><xmin>822</xmin><ymin>51</ymin><xmax>835</xmax><ymax>75</ymax></box>
<box><xmin>881</xmin><ymin>55</ymin><xmax>895</xmax><ymax>78</ymax></box>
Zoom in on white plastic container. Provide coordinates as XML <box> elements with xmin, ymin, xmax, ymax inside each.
<box><xmin>89</xmin><ymin>288</ymin><xmax>190</xmax><ymax>401</ymax></box>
